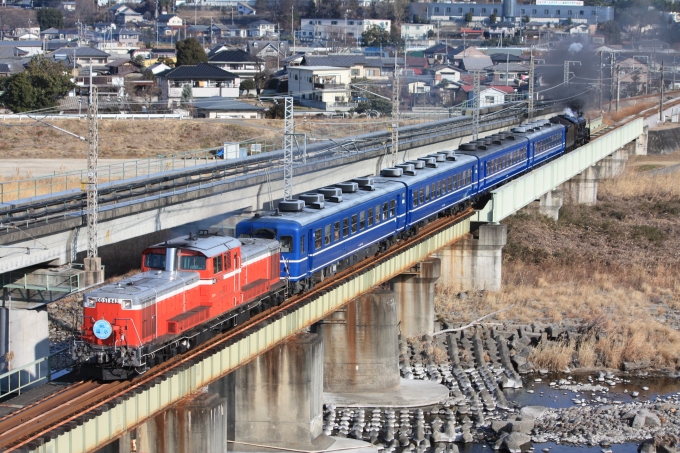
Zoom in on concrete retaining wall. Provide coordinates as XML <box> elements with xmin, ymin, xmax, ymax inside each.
<box><xmin>648</xmin><ymin>125</ymin><xmax>680</xmax><ymax>154</ymax></box>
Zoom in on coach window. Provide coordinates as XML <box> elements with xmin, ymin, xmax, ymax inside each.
<box><xmin>213</xmin><ymin>255</ymin><xmax>223</xmax><ymax>274</ymax></box>
<box><xmin>413</xmin><ymin>191</ymin><xmax>418</xmax><ymax>207</ymax></box>
<box><xmin>343</xmin><ymin>218</ymin><xmax>349</xmax><ymax>236</ymax></box>
<box><xmin>382</xmin><ymin>202</ymin><xmax>388</xmax><ymax>220</ymax></box>
<box><xmin>359</xmin><ymin>211</ymin><xmax>366</xmax><ymax>230</ymax></box>
<box><xmin>390</xmin><ymin>200</ymin><xmax>396</xmax><ymax>217</ymax></box>
<box><xmin>280</xmin><ymin>236</ymin><xmax>293</xmax><ymax>253</ymax></box>
<box><xmin>448</xmin><ymin>176</ymin><xmax>453</xmax><ymax>191</ymax></box>
<box><xmin>425</xmin><ymin>185</ymin><xmax>430</xmax><ymax>201</ymax></box>
<box><xmin>300</xmin><ymin>237</ymin><xmax>305</xmax><ymax>254</ymax></box>
<box><xmin>431</xmin><ymin>183</ymin><xmax>436</xmax><ymax>197</ymax></box>
<box><xmin>324</xmin><ymin>225</ymin><xmax>331</xmax><ymax>245</ymax></box>
<box><xmin>180</xmin><ymin>255</ymin><xmax>207</xmax><ymax>270</ymax></box>
<box><xmin>436</xmin><ymin>181</ymin><xmax>441</xmax><ymax>197</ymax></box>
<box><xmin>368</xmin><ymin>208</ymin><xmax>374</xmax><ymax>226</ymax></box>
<box><xmin>375</xmin><ymin>204</ymin><xmax>381</xmax><ymax>223</ymax></box>
<box><xmin>419</xmin><ymin>188</ymin><xmax>424</xmax><ymax>204</ymax></box>
<box><xmin>334</xmin><ymin>221</ymin><xmax>340</xmax><ymax>240</ymax></box>
<box><xmin>224</xmin><ymin>252</ymin><xmax>231</xmax><ymax>270</ymax></box>
<box><xmin>314</xmin><ymin>229</ymin><xmax>322</xmax><ymax>249</ymax></box>
<box><xmin>351</xmin><ymin>214</ymin><xmax>358</xmax><ymax>233</ymax></box>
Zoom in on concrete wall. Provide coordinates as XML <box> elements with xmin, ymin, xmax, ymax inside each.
<box><xmin>0</xmin><ymin>304</ymin><xmax>49</xmax><ymax>392</ymax></box>
<box><xmin>389</xmin><ymin>259</ymin><xmax>440</xmax><ymax>337</ymax></box>
<box><xmin>647</xmin><ymin>125</ymin><xmax>680</xmax><ymax>154</ymax></box>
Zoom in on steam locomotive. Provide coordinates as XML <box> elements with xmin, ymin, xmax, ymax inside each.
<box><xmin>72</xmin><ymin>113</ymin><xmax>590</xmax><ymax>380</ymax></box>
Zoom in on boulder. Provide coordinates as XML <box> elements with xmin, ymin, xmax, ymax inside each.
<box><xmin>504</xmin><ymin>432</ymin><xmax>532</xmax><ymax>453</ymax></box>
<box><xmin>491</xmin><ymin>421</ymin><xmax>510</xmax><ymax>433</ymax></box>
<box><xmin>517</xmin><ymin>362</ymin><xmax>535</xmax><ymax>374</ymax></box>
<box><xmin>623</xmin><ymin>360</ymin><xmax>650</xmax><ymax>371</ymax></box>
<box><xmin>520</xmin><ymin>406</ymin><xmax>548</xmax><ymax>419</ymax></box>
<box><xmin>632</xmin><ymin>410</ymin><xmax>662</xmax><ymax>429</ymax></box>
<box><xmin>501</xmin><ymin>376</ymin><xmax>523</xmax><ymax>389</ymax></box>
<box><xmin>509</xmin><ymin>420</ymin><xmax>535</xmax><ymax>434</ymax></box>
<box><xmin>639</xmin><ymin>441</ymin><xmax>656</xmax><ymax>453</ymax></box>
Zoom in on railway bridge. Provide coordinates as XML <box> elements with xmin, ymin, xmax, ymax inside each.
<box><xmin>0</xmin><ymin>117</ymin><xmax>646</xmax><ymax>453</ymax></box>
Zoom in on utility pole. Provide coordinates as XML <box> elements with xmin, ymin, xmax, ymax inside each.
<box><xmin>609</xmin><ymin>52</ymin><xmax>614</xmax><ymax>112</ymax></box>
<box><xmin>599</xmin><ymin>51</ymin><xmax>603</xmax><ymax>111</ymax></box>
<box><xmin>390</xmin><ymin>52</ymin><xmax>400</xmax><ymax>167</ymax></box>
<box><xmin>472</xmin><ymin>70</ymin><xmax>481</xmax><ymax>140</ymax></box>
<box><xmin>616</xmin><ymin>65</ymin><xmax>620</xmax><ymax>111</ymax></box>
<box><xmin>564</xmin><ymin>60</ymin><xmax>581</xmax><ymax>86</ymax></box>
<box><xmin>505</xmin><ymin>52</ymin><xmax>509</xmax><ymax>86</ymax></box>
<box><xmin>87</xmin><ymin>66</ymin><xmax>99</xmax><ymax>259</ymax></box>
<box><xmin>660</xmin><ymin>60</ymin><xmax>665</xmax><ymax>121</ymax></box>
<box><xmin>528</xmin><ymin>55</ymin><xmax>534</xmax><ymax>120</ymax></box>
<box><xmin>291</xmin><ymin>5</ymin><xmax>295</xmax><ymax>54</ymax></box>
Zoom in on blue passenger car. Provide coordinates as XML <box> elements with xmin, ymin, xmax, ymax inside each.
<box><xmin>456</xmin><ymin>133</ymin><xmax>530</xmax><ymax>192</ymax></box>
<box><xmin>511</xmin><ymin>120</ymin><xmax>566</xmax><ymax>168</ymax></box>
<box><xmin>235</xmin><ymin>179</ymin><xmax>407</xmax><ymax>292</ymax></box>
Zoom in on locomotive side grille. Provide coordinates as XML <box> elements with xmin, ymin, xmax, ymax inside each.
<box><xmin>242</xmin><ymin>279</ymin><xmax>270</xmax><ymax>303</ymax></box>
<box><xmin>141</xmin><ymin>303</ymin><xmax>156</xmax><ymax>339</ymax></box>
<box><xmin>167</xmin><ymin>306</ymin><xmax>211</xmax><ymax>334</ymax></box>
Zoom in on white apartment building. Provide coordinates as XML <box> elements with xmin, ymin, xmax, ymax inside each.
<box><xmin>299</xmin><ymin>18</ymin><xmax>390</xmax><ymax>44</ymax></box>
<box><xmin>401</xmin><ymin>23</ymin><xmax>435</xmax><ymax>40</ymax></box>
<box><xmin>288</xmin><ymin>66</ymin><xmax>355</xmax><ymax>111</ymax></box>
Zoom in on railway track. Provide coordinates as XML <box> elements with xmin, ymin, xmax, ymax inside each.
<box><xmin>0</xmin><ymin>206</ymin><xmax>475</xmax><ymax>452</ymax></box>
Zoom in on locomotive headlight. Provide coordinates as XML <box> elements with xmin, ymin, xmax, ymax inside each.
<box><xmin>84</xmin><ymin>298</ymin><xmax>95</xmax><ymax>308</ymax></box>
<box><xmin>121</xmin><ymin>299</ymin><xmax>132</xmax><ymax>309</ymax></box>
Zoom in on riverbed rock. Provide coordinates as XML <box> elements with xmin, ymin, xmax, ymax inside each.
<box><xmin>520</xmin><ymin>406</ymin><xmax>547</xmax><ymax>419</ymax></box>
<box><xmin>632</xmin><ymin>410</ymin><xmax>661</xmax><ymax>429</ymax></box>
<box><xmin>639</xmin><ymin>440</ymin><xmax>656</xmax><ymax>453</ymax></box>
<box><xmin>501</xmin><ymin>376</ymin><xmax>523</xmax><ymax>389</ymax></box>
<box><xmin>504</xmin><ymin>432</ymin><xmax>532</xmax><ymax>453</ymax></box>
<box><xmin>624</xmin><ymin>360</ymin><xmax>650</xmax><ymax>372</ymax></box>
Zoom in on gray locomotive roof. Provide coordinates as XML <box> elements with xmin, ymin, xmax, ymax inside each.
<box><xmin>85</xmin><ymin>271</ymin><xmax>199</xmax><ymax>304</ymax></box>
<box><xmin>149</xmin><ymin>234</ymin><xmax>241</xmax><ymax>257</ymax></box>
<box><xmin>240</xmin><ymin>237</ymin><xmax>279</xmax><ymax>262</ymax></box>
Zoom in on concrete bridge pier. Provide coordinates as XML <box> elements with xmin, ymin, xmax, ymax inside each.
<box><xmin>317</xmin><ymin>290</ymin><xmax>449</xmax><ymax>407</ymax></box>
<box><xmin>389</xmin><ymin>259</ymin><xmax>441</xmax><ymax>337</ymax></box>
<box><xmin>537</xmin><ymin>189</ymin><xmax>563</xmax><ymax>220</ymax></box>
<box><xmin>436</xmin><ymin>224</ymin><xmax>507</xmax><ymax>292</ymax></box>
<box><xmin>636</xmin><ymin>127</ymin><xmax>648</xmax><ymax>155</ymax></box>
<box><xmin>94</xmin><ymin>392</ymin><xmax>227</xmax><ymax>453</ymax></box>
<box><xmin>561</xmin><ymin>166</ymin><xmax>599</xmax><ymax>205</ymax></box>
<box><xmin>316</xmin><ymin>290</ymin><xmax>400</xmax><ymax>393</ymax></box>
<box><xmin>595</xmin><ymin>148</ymin><xmax>628</xmax><ymax>179</ymax></box>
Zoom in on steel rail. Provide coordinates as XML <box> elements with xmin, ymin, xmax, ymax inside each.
<box><xmin>0</xmin><ymin>206</ymin><xmax>475</xmax><ymax>452</ymax></box>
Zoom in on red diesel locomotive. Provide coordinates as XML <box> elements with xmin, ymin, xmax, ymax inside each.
<box><xmin>72</xmin><ymin>231</ymin><xmax>284</xmax><ymax>379</ymax></box>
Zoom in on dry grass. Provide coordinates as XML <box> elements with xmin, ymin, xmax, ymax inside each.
<box><xmin>0</xmin><ymin>119</ymin><xmax>276</xmax><ymax>160</ymax></box>
<box><xmin>528</xmin><ymin>340</ymin><xmax>574</xmax><ymax>372</ymax></box>
<box><xmin>435</xmin><ymin>164</ymin><xmax>680</xmax><ymax>369</ymax></box>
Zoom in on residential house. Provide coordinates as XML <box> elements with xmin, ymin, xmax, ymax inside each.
<box><xmin>148</xmin><ymin>62</ymin><xmax>172</xmax><ymax>74</ymax></box>
<box><xmin>617</xmin><ymin>57</ymin><xmax>648</xmax><ymax>93</ymax></box>
<box><xmin>222</xmin><ymin>24</ymin><xmax>248</xmax><ymax>38</ymax></box>
<box><xmin>107</xmin><ymin>58</ymin><xmax>139</xmax><ymax>75</ymax></box>
<box><xmin>463</xmin><ymin>86</ymin><xmax>508</xmax><ymax>107</ymax></box>
<box><xmin>401</xmin><ymin>23</ymin><xmax>434</xmax><ymax>41</ymax></box>
<box><xmin>210</xmin><ymin>24</ymin><xmax>232</xmax><ymax>39</ymax></box>
<box><xmin>0</xmin><ymin>40</ymin><xmax>45</xmax><ymax>57</ymax></box>
<box><xmin>430</xmin><ymin>65</ymin><xmax>462</xmax><ymax>84</ymax></box>
<box><xmin>41</xmin><ymin>28</ymin><xmax>79</xmax><ymax>40</ymax></box>
<box><xmin>247</xmin><ymin>41</ymin><xmax>288</xmax><ymax>58</ymax></box>
<box><xmin>408</xmin><ymin>81</ymin><xmax>430</xmax><ymax>94</ymax></box>
<box><xmin>193</xmin><ymin>97</ymin><xmax>264</xmax><ymax>118</ymax></box>
<box><xmin>485</xmin><ymin>62</ymin><xmax>528</xmax><ymax>85</ymax></box>
<box><xmin>112</xmin><ymin>29</ymin><xmax>141</xmax><ymax>47</ymax></box>
<box><xmin>458</xmin><ymin>56</ymin><xmax>493</xmax><ymax>72</ymax></box>
<box><xmin>12</xmin><ymin>26</ymin><xmax>41</xmax><ymax>40</ymax></box>
<box><xmin>249</xmin><ymin>20</ymin><xmax>276</xmax><ymax>37</ymax></box>
<box><xmin>94</xmin><ymin>22</ymin><xmax>117</xmax><ymax>33</ymax></box>
<box><xmin>238</xmin><ymin>2</ymin><xmax>256</xmax><ymax>15</ymax></box>
<box><xmin>299</xmin><ymin>18</ymin><xmax>390</xmax><ymax>44</ymax></box>
<box><xmin>158</xmin><ymin>63</ymin><xmax>240</xmax><ymax>107</ymax></box>
<box><xmin>488</xmin><ymin>53</ymin><xmax>523</xmax><ymax>65</ymax></box>
<box><xmin>288</xmin><ymin>66</ymin><xmax>354</xmax><ymax>111</ymax></box>
<box><xmin>423</xmin><ymin>44</ymin><xmax>457</xmax><ymax>64</ymax></box>
<box><xmin>0</xmin><ymin>47</ymin><xmax>29</xmax><ymax>58</ymax></box>
<box><xmin>187</xmin><ymin>25</ymin><xmax>210</xmax><ymax>38</ymax></box>
<box><xmin>117</xmin><ymin>9</ymin><xmax>143</xmax><ymax>25</ymax></box>
<box><xmin>59</xmin><ymin>1</ymin><xmax>76</xmax><ymax>11</ymax></box>
<box><xmin>208</xmin><ymin>49</ymin><xmax>261</xmax><ymax>79</ymax></box>
<box><xmin>302</xmin><ymin>55</ymin><xmax>386</xmax><ymax>79</ymax></box>
<box><xmin>0</xmin><ymin>64</ymin><xmax>11</xmax><ymax>77</ymax></box>
<box><xmin>157</xmin><ymin>14</ymin><xmax>183</xmax><ymax>27</ymax></box>
<box><xmin>109</xmin><ymin>4</ymin><xmax>129</xmax><ymax>16</ymax></box>
<box><xmin>50</xmin><ymin>46</ymin><xmax>111</xmax><ymax>67</ymax></box>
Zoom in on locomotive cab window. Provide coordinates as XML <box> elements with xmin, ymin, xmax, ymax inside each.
<box><xmin>213</xmin><ymin>256</ymin><xmax>223</xmax><ymax>274</ymax></box>
<box><xmin>144</xmin><ymin>253</ymin><xmax>166</xmax><ymax>269</ymax></box>
<box><xmin>180</xmin><ymin>255</ymin><xmax>207</xmax><ymax>270</ymax></box>
<box><xmin>315</xmin><ymin>229</ymin><xmax>322</xmax><ymax>249</ymax></box>
<box><xmin>280</xmin><ymin>235</ymin><xmax>293</xmax><ymax>253</ymax></box>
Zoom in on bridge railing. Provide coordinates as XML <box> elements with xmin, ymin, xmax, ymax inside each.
<box><xmin>0</xmin><ymin>348</ymin><xmax>71</xmax><ymax>397</ymax></box>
